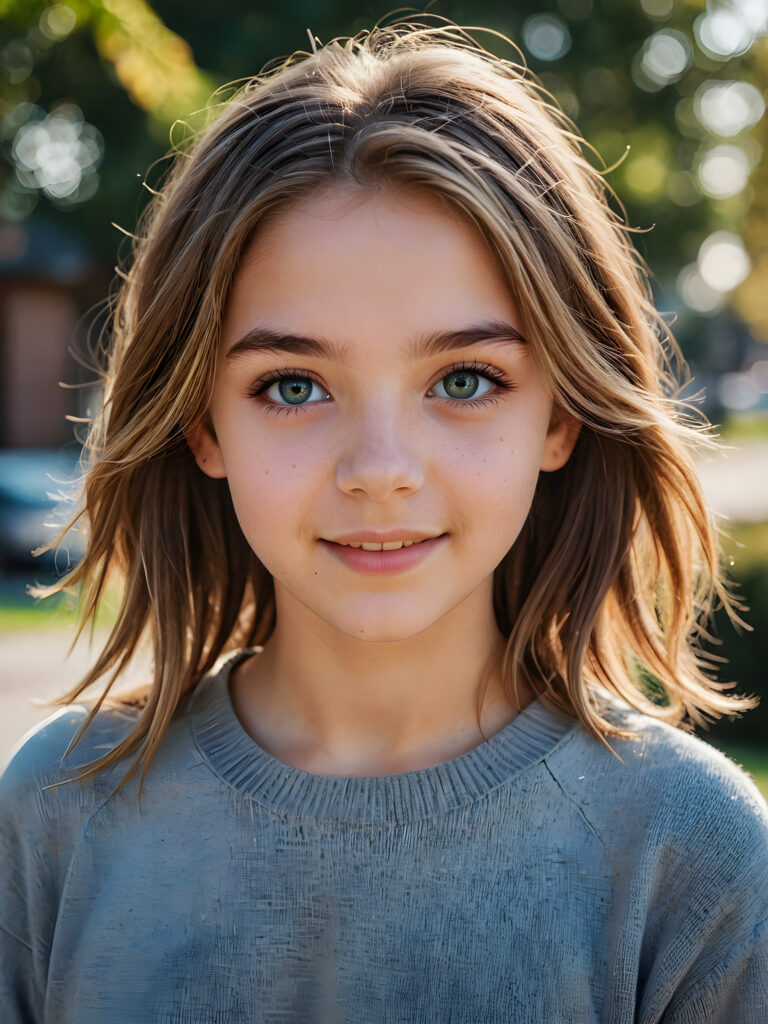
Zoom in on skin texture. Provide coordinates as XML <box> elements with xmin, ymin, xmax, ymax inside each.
<box><xmin>188</xmin><ymin>183</ymin><xmax>580</xmax><ymax>776</ymax></box>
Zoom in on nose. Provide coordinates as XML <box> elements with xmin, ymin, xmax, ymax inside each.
<box><xmin>335</xmin><ymin>402</ymin><xmax>425</xmax><ymax>501</ymax></box>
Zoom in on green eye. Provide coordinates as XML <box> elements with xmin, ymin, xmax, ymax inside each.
<box><xmin>432</xmin><ymin>370</ymin><xmax>493</xmax><ymax>401</ymax></box>
<box><xmin>278</xmin><ymin>378</ymin><xmax>313</xmax><ymax>404</ymax></box>
<box><xmin>443</xmin><ymin>371</ymin><xmax>479</xmax><ymax>399</ymax></box>
<box><xmin>264</xmin><ymin>377</ymin><xmax>329</xmax><ymax>405</ymax></box>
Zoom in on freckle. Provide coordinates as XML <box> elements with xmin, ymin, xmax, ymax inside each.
<box><xmin>291</xmin><ymin>464</ymin><xmax>296</xmax><ymax>469</ymax></box>
<box><xmin>264</xmin><ymin>470</ymin><xmax>269</xmax><ymax>475</ymax></box>
<box><xmin>498</xmin><ymin>437</ymin><xmax>504</xmax><ymax>442</ymax></box>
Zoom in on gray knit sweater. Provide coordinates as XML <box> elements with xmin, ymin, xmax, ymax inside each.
<box><xmin>1</xmin><ymin>648</ymin><xmax>767</xmax><ymax>1023</ymax></box>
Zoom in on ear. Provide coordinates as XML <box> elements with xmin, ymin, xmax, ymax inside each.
<box><xmin>185</xmin><ymin>412</ymin><xmax>227</xmax><ymax>479</ymax></box>
<box><xmin>539</xmin><ymin>407</ymin><xmax>582</xmax><ymax>472</ymax></box>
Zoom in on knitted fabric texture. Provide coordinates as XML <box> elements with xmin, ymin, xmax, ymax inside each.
<box><xmin>1</xmin><ymin>648</ymin><xmax>767</xmax><ymax>1022</ymax></box>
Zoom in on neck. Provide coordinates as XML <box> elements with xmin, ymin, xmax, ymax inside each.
<box><xmin>229</xmin><ymin>584</ymin><xmax>533</xmax><ymax>777</ymax></box>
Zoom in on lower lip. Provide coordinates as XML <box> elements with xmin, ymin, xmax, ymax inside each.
<box><xmin>319</xmin><ymin>535</ymin><xmax>447</xmax><ymax>574</ymax></box>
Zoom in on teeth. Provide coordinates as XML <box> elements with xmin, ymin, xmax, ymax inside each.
<box><xmin>342</xmin><ymin>539</ymin><xmax>421</xmax><ymax>550</ymax></box>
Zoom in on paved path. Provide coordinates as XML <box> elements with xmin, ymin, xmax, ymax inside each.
<box><xmin>0</xmin><ymin>630</ymin><xmax>148</xmax><ymax>769</ymax></box>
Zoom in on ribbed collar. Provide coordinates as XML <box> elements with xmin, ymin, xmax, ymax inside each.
<box><xmin>189</xmin><ymin>648</ymin><xmax>579</xmax><ymax>824</ymax></box>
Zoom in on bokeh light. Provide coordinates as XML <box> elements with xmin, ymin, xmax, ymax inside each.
<box><xmin>698</xmin><ymin>230</ymin><xmax>752</xmax><ymax>292</ymax></box>
<box><xmin>39</xmin><ymin>5</ymin><xmax>77</xmax><ymax>42</ymax></box>
<box><xmin>678</xmin><ymin>228</ymin><xmax>755</xmax><ymax>314</ymax></box>
<box><xmin>718</xmin><ymin>369</ymin><xmax>763</xmax><ymax>410</ymax></box>
<box><xmin>677</xmin><ymin>264</ymin><xmax>725</xmax><ymax>314</ymax></box>
<box><xmin>738</xmin><ymin>0</ymin><xmax>768</xmax><ymax>34</ymax></box>
<box><xmin>625</xmin><ymin>152</ymin><xmax>668</xmax><ymax>199</ymax></box>
<box><xmin>522</xmin><ymin>14</ymin><xmax>571</xmax><ymax>62</ymax></box>
<box><xmin>694</xmin><ymin>9</ymin><xmax>755</xmax><ymax>60</ymax></box>
<box><xmin>667</xmin><ymin>169</ymin><xmax>701</xmax><ymax>207</ymax></box>
<box><xmin>636</xmin><ymin>30</ymin><xmax>692</xmax><ymax>90</ymax></box>
<box><xmin>1</xmin><ymin>40</ymin><xmax>34</xmax><ymax>85</ymax></box>
<box><xmin>694</xmin><ymin>80</ymin><xmax>765</xmax><ymax>136</ymax></box>
<box><xmin>11</xmin><ymin>107</ymin><xmax>103</xmax><ymax>202</ymax></box>
<box><xmin>640</xmin><ymin>0</ymin><xmax>674</xmax><ymax>18</ymax></box>
<box><xmin>696</xmin><ymin>143</ymin><xmax>751</xmax><ymax>198</ymax></box>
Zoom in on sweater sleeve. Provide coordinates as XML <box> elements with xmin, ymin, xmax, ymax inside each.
<box><xmin>662</xmin><ymin>930</ymin><xmax>768</xmax><ymax>1024</ymax></box>
<box><xmin>0</xmin><ymin>707</ymin><xmax>94</xmax><ymax>1024</ymax></box>
<box><xmin>644</xmin><ymin>745</ymin><xmax>768</xmax><ymax>1024</ymax></box>
<box><xmin>0</xmin><ymin>873</ymin><xmax>38</xmax><ymax>1024</ymax></box>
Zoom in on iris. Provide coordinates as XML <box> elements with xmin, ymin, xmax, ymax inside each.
<box><xmin>443</xmin><ymin>371</ymin><xmax>480</xmax><ymax>399</ymax></box>
<box><xmin>278</xmin><ymin>378</ymin><xmax>313</xmax><ymax>404</ymax></box>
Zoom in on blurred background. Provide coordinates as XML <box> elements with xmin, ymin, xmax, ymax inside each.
<box><xmin>0</xmin><ymin>0</ymin><xmax>766</xmax><ymax>791</ymax></box>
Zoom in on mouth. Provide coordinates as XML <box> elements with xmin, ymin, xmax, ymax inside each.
<box><xmin>318</xmin><ymin>534</ymin><xmax>447</xmax><ymax>574</ymax></box>
<box><xmin>325</xmin><ymin>530</ymin><xmax>445</xmax><ymax>547</ymax></box>
<box><xmin>333</xmin><ymin>539</ymin><xmax>424</xmax><ymax>551</ymax></box>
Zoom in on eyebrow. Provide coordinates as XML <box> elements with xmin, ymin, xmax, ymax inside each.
<box><xmin>225</xmin><ymin>318</ymin><xmax>527</xmax><ymax>363</ymax></box>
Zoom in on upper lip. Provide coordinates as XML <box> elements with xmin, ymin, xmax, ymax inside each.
<box><xmin>324</xmin><ymin>530</ymin><xmax>444</xmax><ymax>544</ymax></box>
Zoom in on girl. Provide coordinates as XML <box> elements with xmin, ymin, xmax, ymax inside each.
<box><xmin>1</xmin><ymin>19</ymin><xmax>766</xmax><ymax>1024</ymax></box>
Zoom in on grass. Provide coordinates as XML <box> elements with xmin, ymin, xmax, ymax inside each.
<box><xmin>720</xmin><ymin>520</ymin><xmax>768</xmax><ymax>573</ymax></box>
<box><xmin>0</xmin><ymin>573</ymin><xmax>118</xmax><ymax>633</ymax></box>
<box><xmin>718</xmin><ymin>410</ymin><xmax>768</xmax><ymax>446</ymax></box>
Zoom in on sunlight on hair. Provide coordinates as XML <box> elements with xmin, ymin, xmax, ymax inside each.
<box><xmin>31</xmin><ymin>15</ymin><xmax>759</xmax><ymax>796</ymax></box>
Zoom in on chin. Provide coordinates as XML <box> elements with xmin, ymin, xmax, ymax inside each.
<box><xmin>330</xmin><ymin>610</ymin><xmax>439</xmax><ymax>644</ymax></box>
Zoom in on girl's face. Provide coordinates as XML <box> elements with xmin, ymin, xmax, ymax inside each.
<box><xmin>190</xmin><ymin>184</ymin><xmax>578</xmax><ymax>643</ymax></box>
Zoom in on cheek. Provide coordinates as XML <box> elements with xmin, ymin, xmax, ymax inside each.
<box><xmin>219</xmin><ymin>432</ymin><xmax>322</xmax><ymax>545</ymax></box>
<box><xmin>447</xmin><ymin>429</ymin><xmax>545</xmax><ymax>543</ymax></box>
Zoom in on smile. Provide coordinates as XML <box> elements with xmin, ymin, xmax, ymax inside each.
<box><xmin>337</xmin><ymin>540</ymin><xmax>420</xmax><ymax>550</ymax></box>
<box><xmin>318</xmin><ymin>534</ymin><xmax>447</xmax><ymax>575</ymax></box>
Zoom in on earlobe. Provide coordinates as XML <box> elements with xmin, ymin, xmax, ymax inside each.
<box><xmin>185</xmin><ymin>414</ymin><xmax>228</xmax><ymax>479</ymax></box>
<box><xmin>540</xmin><ymin>409</ymin><xmax>582</xmax><ymax>472</ymax></box>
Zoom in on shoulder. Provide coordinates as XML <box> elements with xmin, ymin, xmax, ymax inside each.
<box><xmin>1</xmin><ymin>702</ymin><xmax>141</xmax><ymax>825</ymax></box>
<box><xmin>545</xmin><ymin>693</ymin><xmax>768</xmax><ymax>987</ymax></box>
<box><xmin>3</xmin><ymin>701</ymin><xmax>140</xmax><ymax>780</ymax></box>
<box><xmin>545</xmin><ymin>692</ymin><xmax>768</xmax><ymax>862</ymax></box>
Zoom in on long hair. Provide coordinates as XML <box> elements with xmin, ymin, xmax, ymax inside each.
<box><xmin>38</xmin><ymin>18</ymin><xmax>757</xmax><ymax>795</ymax></box>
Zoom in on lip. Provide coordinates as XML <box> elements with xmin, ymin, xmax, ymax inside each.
<box><xmin>318</xmin><ymin>534</ymin><xmax>447</xmax><ymax>575</ymax></box>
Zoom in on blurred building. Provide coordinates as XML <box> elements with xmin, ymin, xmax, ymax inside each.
<box><xmin>0</xmin><ymin>217</ymin><xmax>96</xmax><ymax>448</ymax></box>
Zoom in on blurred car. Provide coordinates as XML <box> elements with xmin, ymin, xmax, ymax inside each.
<box><xmin>0</xmin><ymin>448</ymin><xmax>85</xmax><ymax>572</ymax></box>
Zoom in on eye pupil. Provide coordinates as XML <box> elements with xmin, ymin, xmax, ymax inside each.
<box><xmin>278</xmin><ymin>378</ymin><xmax>312</xmax><ymax>404</ymax></box>
<box><xmin>444</xmin><ymin>371</ymin><xmax>479</xmax><ymax>399</ymax></box>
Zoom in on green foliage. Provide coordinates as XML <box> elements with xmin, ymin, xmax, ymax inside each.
<box><xmin>722</xmin><ymin>519</ymin><xmax>768</xmax><ymax>572</ymax></box>
<box><xmin>704</xmin><ymin>552</ymin><xmax>768</xmax><ymax>745</ymax></box>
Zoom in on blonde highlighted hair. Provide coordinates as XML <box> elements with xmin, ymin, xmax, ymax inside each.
<box><xmin>40</xmin><ymin>18</ymin><xmax>756</xmax><ymax>794</ymax></box>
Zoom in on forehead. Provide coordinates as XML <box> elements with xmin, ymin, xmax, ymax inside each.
<box><xmin>221</xmin><ymin>183</ymin><xmax>520</xmax><ymax>346</ymax></box>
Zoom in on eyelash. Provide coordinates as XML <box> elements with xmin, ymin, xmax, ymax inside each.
<box><xmin>245</xmin><ymin>361</ymin><xmax>517</xmax><ymax>416</ymax></box>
